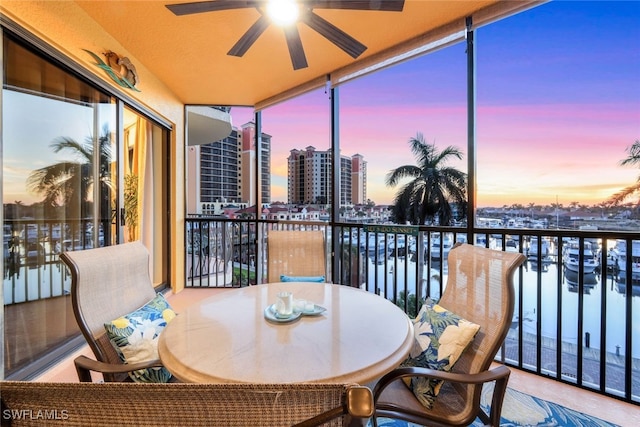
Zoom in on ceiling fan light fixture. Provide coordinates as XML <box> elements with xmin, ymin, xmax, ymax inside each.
<box><xmin>166</xmin><ymin>0</ymin><xmax>405</xmax><ymax>70</ymax></box>
<box><xmin>267</xmin><ymin>0</ymin><xmax>299</xmax><ymax>26</ymax></box>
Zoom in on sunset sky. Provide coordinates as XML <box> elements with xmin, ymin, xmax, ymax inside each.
<box><xmin>232</xmin><ymin>0</ymin><xmax>640</xmax><ymax>208</ymax></box>
<box><xmin>3</xmin><ymin>1</ymin><xmax>638</xmax><ymax>210</ymax></box>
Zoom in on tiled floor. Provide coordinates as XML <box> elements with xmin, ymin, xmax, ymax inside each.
<box><xmin>34</xmin><ymin>287</ymin><xmax>640</xmax><ymax>426</ymax></box>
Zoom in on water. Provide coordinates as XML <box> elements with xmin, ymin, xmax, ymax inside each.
<box><xmin>365</xmin><ymin>255</ymin><xmax>640</xmax><ymax>359</ymax></box>
<box><xmin>520</xmin><ymin>261</ymin><xmax>640</xmax><ymax>360</ymax></box>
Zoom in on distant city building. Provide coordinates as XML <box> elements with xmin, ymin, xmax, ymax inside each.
<box><xmin>241</xmin><ymin>122</ymin><xmax>271</xmax><ymax>206</ymax></box>
<box><xmin>187</xmin><ymin>120</ymin><xmax>271</xmax><ymax>215</ymax></box>
<box><xmin>351</xmin><ymin>154</ymin><xmax>367</xmax><ymax>205</ymax></box>
<box><xmin>263</xmin><ymin>204</ymin><xmax>322</xmax><ymax>222</ymax></box>
<box><xmin>287</xmin><ymin>146</ymin><xmax>366</xmax><ymax>206</ymax></box>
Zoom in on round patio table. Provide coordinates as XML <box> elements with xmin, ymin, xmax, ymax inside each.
<box><xmin>158</xmin><ymin>282</ymin><xmax>414</xmax><ymax>385</ymax></box>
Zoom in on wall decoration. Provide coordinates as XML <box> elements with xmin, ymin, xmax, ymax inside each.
<box><xmin>84</xmin><ymin>49</ymin><xmax>140</xmax><ymax>91</ymax></box>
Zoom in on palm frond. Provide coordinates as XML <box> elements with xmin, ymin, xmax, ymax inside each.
<box><xmin>50</xmin><ymin>137</ymin><xmax>93</xmax><ymax>162</ymax></box>
<box><xmin>606</xmin><ymin>183</ymin><xmax>640</xmax><ymax>206</ymax></box>
<box><xmin>620</xmin><ymin>140</ymin><xmax>640</xmax><ymax>167</ymax></box>
<box><xmin>607</xmin><ymin>140</ymin><xmax>640</xmax><ymax>205</ymax></box>
<box><xmin>409</xmin><ymin>134</ymin><xmax>438</xmax><ymax>167</ymax></box>
<box><xmin>27</xmin><ymin>127</ymin><xmax>114</xmax><ymax>212</ymax></box>
<box><xmin>433</xmin><ymin>145</ymin><xmax>463</xmax><ymax>164</ymax></box>
<box><xmin>386</xmin><ymin>165</ymin><xmax>422</xmax><ymax>187</ymax></box>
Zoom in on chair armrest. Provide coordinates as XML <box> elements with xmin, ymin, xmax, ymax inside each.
<box><xmin>74</xmin><ymin>355</ymin><xmax>164</xmax><ymax>382</ymax></box>
<box><xmin>346</xmin><ymin>385</ymin><xmax>375</xmax><ymax>418</ymax></box>
<box><xmin>292</xmin><ymin>385</ymin><xmax>374</xmax><ymax>427</ymax></box>
<box><xmin>373</xmin><ymin>364</ymin><xmax>510</xmax><ymax>396</ymax></box>
<box><xmin>373</xmin><ymin>365</ymin><xmax>511</xmax><ymax>426</ymax></box>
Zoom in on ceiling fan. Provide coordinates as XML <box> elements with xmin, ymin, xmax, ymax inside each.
<box><xmin>165</xmin><ymin>0</ymin><xmax>405</xmax><ymax>70</ymax></box>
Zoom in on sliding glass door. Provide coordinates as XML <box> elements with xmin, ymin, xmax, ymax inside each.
<box><xmin>2</xmin><ymin>31</ymin><xmax>169</xmax><ymax>378</ymax></box>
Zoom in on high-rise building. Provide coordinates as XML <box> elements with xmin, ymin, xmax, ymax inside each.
<box><xmin>340</xmin><ymin>156</ymin><xmax>352</xmax><ymax>206</ymax></box>
<box><xmin>351</xmin><ymin>154</ymin><xmax>367</xmax><ymax>205</ymax></box>
<box><xmin>201</xmin><ymin>128</ymin><xmax>242</xmax><ymax>203</ymax></box>
<box><xmin>241</xmin><ymin>122</ymin><xmax>271</xmax><ymax>205</ymax></box>
<box><xmin>187</xmin><ymin>119</ymin><xmax>270</xmax><ymax>215</ymax></box>
<box><xmin>287</xmin><ymin>146</ymin><xmax>366</xmax><ymax>206</ymax></box>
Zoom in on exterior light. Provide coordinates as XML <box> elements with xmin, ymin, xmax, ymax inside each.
<box><xmin>267</xmin><ymin>0</ymin><xmax>299</xmax><ymax>26</ymax></box>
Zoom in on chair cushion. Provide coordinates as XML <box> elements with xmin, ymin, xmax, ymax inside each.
<box><xmin>104</xmin><ymin>293</ymin><xmax>176</xmax><ymax>382</ymax></box>
<box><xmin>400</xmin><ymin>299</ymin><xmax>480</xmax><ymax>409</ymax></box>
<box><xmin>280</xmin><ymin>275</ymin><xmax>325</xmax><ymax>283</ymax></box>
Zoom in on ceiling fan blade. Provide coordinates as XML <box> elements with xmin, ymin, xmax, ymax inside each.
<box><xmin>302</xmin><ymin>11</ymin><xmax>366</xmax><ymax>58</ymax></box>
<box><xmin>228</xmin><ymin>14</ymin><xmax>270</xmax><ymax>57</ymax></box>
<box><xmin>166</xmin><ymin>1</ymin><xmax>259</xmax><ymax>16</ymax></box>
<box><xmin>310</xmin><ymin>0</ymin><xmax>405</xmax><ymax>12</ymax></box>
<box><xmin>283</xmin><ymin>26</ymin><xmax>309</xmax><ymax>70</ymax></box>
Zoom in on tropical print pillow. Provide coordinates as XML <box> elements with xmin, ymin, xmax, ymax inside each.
<box><xmin>104</xmin><ymin>293</ymin><xmax>176</xmax><ymax>382</ymax></box>
<box><xmin>400</xmin><ymin>299</ymin><xmax>480</xmax><ymax>409</ymax></box>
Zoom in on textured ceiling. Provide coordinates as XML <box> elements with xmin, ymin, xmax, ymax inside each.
<box><xmin>72</xmin><ymin>0</ymin><xmax>516</xmax><ymax>107</ymax></box>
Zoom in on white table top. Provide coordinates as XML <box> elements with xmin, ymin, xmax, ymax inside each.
<box><xmin>158</xmin><ymin>282</ymin><xmax>414</xmax><ymax>384</ymax></box>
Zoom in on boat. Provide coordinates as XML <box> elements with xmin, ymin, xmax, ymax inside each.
<box><xmin>360</xmin><ymin>233</ymin><xmax>390</xmax><ymax>258</ymax></box>
<box><xmin>564</xmin><ymin>253</ymin><xmax>599</xmax><ymax>294</ymax></box>
<box><xmin>611</xmin><ymin>239</ymin><xmax>640</xmax><ymax>284</ymax></box>
<box><xmin>474</xmin><ymin>234</ymin><xmax>497</xmax><ymax>249</ymax></box>
<box><xmin>525</xmin><ymin>236</ymin><xmax>550</xmax><ymax>261</ymax></box>
<box><xmin>407</xmin><ymin>234</ymin><xmax>428</xmax><ymax>252</ymax></box>
<box><xmin>562</xmin><ymin>240</ymin><xmax>599</xmax><ymax>274</ymax></box>
<box><xmin>505</xmin><ymin>237</ymin><xmax>519</xmax><ymax>253</ymax></box>
<box><xmin>388</xmin><ymin>235</ymin><xmax>407</xmax><ymax>257</ymax></box>
<box><xmin>429</xmin><ymin>233</ymin><xmax>453</xmax><ymax>262</ymax></box>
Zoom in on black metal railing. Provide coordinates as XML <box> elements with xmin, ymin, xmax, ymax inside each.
<box><xmin>2</xmin><ymin>218</ymin><xmax>98</xmax><ymax>304</ymax></box>
<box><xmin>184</xmin><ymin>217</ymin><xmax>639</xmax><ymax>404</ymax></box>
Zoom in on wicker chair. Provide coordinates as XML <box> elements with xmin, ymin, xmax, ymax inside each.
<box><xmin>0</xmin><ymin>381</ymin><xmax>374</xmax><ymax>426</ymax></box>
<box><xmin>372</xmin><ymin>243</ymin><xmax>526</xmax><ymax>426</ymax></box>
<box><xmin>267</xmin><ymin>230</ymin><xmax>327</xmax><ymax>283</ymax></box>
<box><xmin>59</xmin><ymin>241</ymin><xmax>165</xmax><ymax>382</ymax></box>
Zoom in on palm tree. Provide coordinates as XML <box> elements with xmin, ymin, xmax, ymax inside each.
<box><xmin>386</xmin><ymin>133</ymin><xmax>467</xmax><ymax>226</ymax></box>
<box><xmin>607</xmin><ymin>140</ymin><xmax>640</xmax><ymax>207</ymax></box>
<box><xmin>26</xmin><ymin>124</ymin><xmax>114</xmax><ymax>241</ymax></box>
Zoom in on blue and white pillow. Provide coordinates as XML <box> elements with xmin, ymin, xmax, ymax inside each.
<box><xmin>104</xmin><ymin>293</ymin><xmax>176</xmax><ymax>382</ymax></box>
<box><xmin>400</xmin><ymin>299</ymin><xmax>480</xmax><ymax>409</ymax></box>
